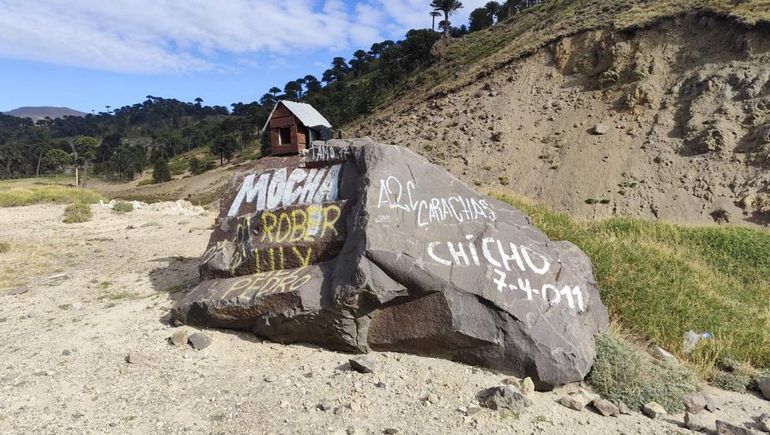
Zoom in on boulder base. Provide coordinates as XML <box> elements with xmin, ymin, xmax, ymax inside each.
<box><xmin>172</xmin><ymin>139</ymin><xmax>609</xmax><ymax>390</ymax></box>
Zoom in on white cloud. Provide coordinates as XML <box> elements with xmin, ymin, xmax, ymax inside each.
<box><xmin>0</xmin><ymin>0</ymin><xmax>489</xmax><ymax>74</ymax></box>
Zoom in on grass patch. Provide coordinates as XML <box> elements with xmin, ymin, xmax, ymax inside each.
<box><xmin>589</xmin><ymin>330</ymin><xmax>697</xmax><ymax>412</ymax></box>
<box><xmin>62</xmin><ymin>203</ymin><xmax>93</xmax><ymax>224</ymax></box>
<box><xmin>495</xmin><ymin>194</ymin><xmax>770</xmax><ymax>372</ymax></box>
<box><xmin>0</xmin><ymin>186</ymin><xmax>102</xmax><ymax>207</ymax></box>
<box><xmin>112</xmin><ymin>201</ymin><xmax>134</xmax><ymax>213</ymax></box>
<box><xmin>0</xmin><ymin>241</ymin><xmax>9</xmax><ymax>254</ymax></box>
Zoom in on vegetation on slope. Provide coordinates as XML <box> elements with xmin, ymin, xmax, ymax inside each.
<box><xmin>403</xmin><ymin>0</ymin><xmax>770</xmax><ymax>103</ymax></box>
<box><xmin>497</xmin><ymin>194</ymin><xmax>770</xmax><ymax>372</ymax></box>
<box><xmin>0</xmin><ymin>185</ymin><xmax>102</xmax><ymax>207</ymax></box>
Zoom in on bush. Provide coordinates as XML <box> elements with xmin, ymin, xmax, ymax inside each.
<box><xmin>589</xmin><ymin>332</ymin><xmax>697</xmax><ymax>412</ymax></box>
<box><xmin>0</xmin><ymin>241</ymin><xmax>9</xmax><ymax>253</ymax></box>
<box><xmin>153</xmin><ymin>158</ymin><xmax>172</xmax><ymax>184</ymax></box>
<box><xmin>189</xmin><ymin>156</ymin><xmax>216</xmax><ymax>175</ymax></box>
<box><xmin>62</xmin><ymin>203</ymin><xmax>92</xmax><ymax>223</ymax></box>
<box><xmin>0</xmin><ymin>186</ymin><xmax>102</xmax><ymax>207</ymax></box>
<box><xmin>112</xmin><ymin>201</ymin><xmax>134</xmax><ymax>213</ymax></box>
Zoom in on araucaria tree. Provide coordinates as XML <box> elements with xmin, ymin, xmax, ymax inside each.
<box><xmin>430</xmin><ymin>0</ymin><xmax>463</xmax><ymax>38</ymax></box>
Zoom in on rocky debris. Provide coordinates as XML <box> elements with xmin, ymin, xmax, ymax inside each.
<box><xmin>188</xmin><ymin>332</ymin><xmax>212</xmax><ymax>350</ymax></box>
<box><xmin>684</xmin><ymin>391</ymin><xmax>709</xmax><ymax>413</ymax></box>
<box><xmin>172</xmin><ymin>139</ymin><xmax>609</xmax><ymax>390</ymax></box>
<box><xmin>169</xmin><ymin>330</ymin><xmax>190</xmax><ymax>347</ymax></box>
<box><xmin>715</xmin><ymin>420</ymin><xmax>756</xmax><ymax>435</ymax></box>
<box><xmin>559</xmin><ymin>392</ymin><xmax>591</xmax><ymax>411</ymax></box>
<box><xmin>349</xmin><ymin>356</ymin><xmax>375</xmax><ymax>374</ymax></box>
<box><xmin>124</xmin><ymin>352</ymin><xmax>146</xmax><ymax>364</ymax></box>
<box><xmin>520</xmin><ymin>377</ymin><xmax>535</xmax><ymax>395</ymax></box>
<box><xmin>591</xmin><ymin>398</ymin><xmax>619</xmax><ymax>417</ymax></box>
<box><xmin>685</xmin><ymin>411</ymin><xmax>713</xmax><ymax>431</ymax></box>
<box><xmin>5</xmin><ymin>287</ymin><xmax>29</xmax><ymax>296</ymax></box>
<box><xmin>316</xmin><ymin>401</ymin><xmax>333</xmax><ymax>412</ymax></box>
<box><xmin>642</xmin><ymin>402</ymin><xmax>666</xmax><ymax>419</ymax></box>
<box><xmin>146</xmin><ymin>200</ymin><xmax>206</xmax><ymax>217</ymax></box>
<box><xmin>592</xmin><ymin>124</ymin><xmax>609</xmax><ymax>135</ymax></box>
<box><xmin>757</xmin><ymin>377</ymin><xmax>770</xmax><ymax>400</ymax></box>
<box><xmin>758</xmin><ymin>413</ymin><xmax>770</xmax><ymax>433</ymax></box>
<box><xmin>615</xmin><ymin>400</ymin><xmax>631</xmax><ymax>415</ymax></box>
<box><xmin>477</xmin><ymin>385</ymin><xmax>532</xmax><ymax>412</ymax></box>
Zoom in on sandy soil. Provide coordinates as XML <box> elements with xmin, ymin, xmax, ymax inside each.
<box><xmin>0</xmin><ymin>203</ymin><xmax>768</xmax><ymax>434</ymax></box>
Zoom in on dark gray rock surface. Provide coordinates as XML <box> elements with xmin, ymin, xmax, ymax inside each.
<box><xmin>172</xmin><ymin>139</ymin><xmax>609</xmax><ymax>389</ymax></box>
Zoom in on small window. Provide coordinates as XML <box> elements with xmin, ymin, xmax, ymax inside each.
<box><xmin>278</xmin><ymin>127</ymin><xmax>292</xmax><ymax>145</ymax></box>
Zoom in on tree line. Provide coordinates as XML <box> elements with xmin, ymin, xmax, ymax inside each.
<box><xmin>0</xmin><ymin>0</ymin><xmax>546</xmax><ymax>183</ymax></box>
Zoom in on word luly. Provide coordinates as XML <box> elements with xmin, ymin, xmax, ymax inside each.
<box><xmin>254</xmin><ymin>246</ymin><xmax>314</xmax><ymax>272</ymax></box>
<box><xmin>306</xmin><ymin>145</ymin><xmax>351</xmax><ymax>162</ymax></box>
<box><xmin>376</xmin><ymin>176</ymin><xmax>496</xmax><ymax>227</ymax></box>
<box><xmin>427</xmin><ymin>235</ymin><xmax>550</xmax><ymax>275</ymax></box>
<box><xmin>258</xmin><ymin>203</ymin><xmax>342</xmax><ymax>243</ymax></box>
<box><xmin>493</xmin><ymin>270</ymin><xmax>585</xmax><ymax>311</ymax></box>
<box><xmin>227</xmin><ymin>165</ymin><xmax>341</xmax><ymax>217</ymax></box>
<box><xmin>219</xmin><ymin>268</ymin><xmax>313</xmax><ymax>300</ymax></box>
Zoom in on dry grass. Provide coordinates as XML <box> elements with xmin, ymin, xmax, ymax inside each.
<box><xmin>0</xmin><ymin>185</ymin><xmax>102</xmax><ymax>207</ymax></box>
<box><xmin>62</xmin><ymin>203</ymin><xmax>93</xmax><ymax>224</ymax></box>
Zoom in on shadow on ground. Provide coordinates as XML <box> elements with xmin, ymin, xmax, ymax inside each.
<box><xmin>149</xmin><ymin>256</ymin><xmax>201</xmax><ymax>304</ymax></box>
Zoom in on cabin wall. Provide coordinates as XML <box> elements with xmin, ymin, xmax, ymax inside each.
<box><xmin>268</xmin><ymin>105</ymin><xmax>309</xmax><ymax>155</ymax></box>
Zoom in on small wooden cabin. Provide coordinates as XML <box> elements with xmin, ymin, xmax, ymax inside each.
<box><xmin>263</xmin><ymin>101</ymin><xmax>333</xmax><ymax>156</ymax></box>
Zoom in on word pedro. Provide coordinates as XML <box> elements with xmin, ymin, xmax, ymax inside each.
<box><xmin>218</xmin><ymin>268</ymin><xmax>313</xmax><ymax>300</ymax></box>
<box><xmin>376</xmin><ymin>176</ymin><xmax>496</xmax><ymax>227</ymax></box>
<box><xmin>228</xmin><ymin>165</ymin><xmax>341</xmax><ymax>217</ymax></box>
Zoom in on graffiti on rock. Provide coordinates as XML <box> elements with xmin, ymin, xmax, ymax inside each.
<box><xmin>217</xmin><ymin>268</ymin><xmax>314</xmax><ymax>300</ymax></box>
<box><xmin>306</xmin><ymin>145</ymin><xmax>351</xmax><ymax>164</ymax></box>
<box><xmin>376</xmin><ymin>176</ymin><xmax>496</xmax><ymax>227</ymax></box>
<box><xmin>427</xmin><ymin>235</ymin><xmax>585</xmax><ymax>311</ymax></box>
<box><xmin>227</xmin><ymin>165</ymin><xmax>341</xmax><ymax>217</ymax></box>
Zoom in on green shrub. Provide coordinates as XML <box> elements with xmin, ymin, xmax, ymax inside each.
<box><xmin>136</xmin><ymin>179</ymin><xmax>154</xmax><ymax>187</ymax></box>
<box><xmin>62</xmin><ymin>203</ymin><xmax>92</xmax><ymax>223</ymax></box>
<box><xmin>153</xmin><ymin>158</ymin><xmax>172</xmax><ymax>184</ymax></box>
<box><xmin>0</xmin><ymin>186</ymin><xmax>102</xmax><ymax>207</ymax></box>
<box><xmin>112</xmin><ymin>201</ymin><xmax>134</xmax><ymax>213</ymax></box>
<box><xmin>189</xmin><ymin>156</ymin><xmax>216</xmax><ymax>175</ymax></box>
<box><xmin>589</xmin><ymin>332</ymin><xmax>697</xmax><ymax>412</ymax></box>
<box><xmin>0</xmin><ymin>241</ymin><xmax>9</xmax><ymax>253</ymax></box>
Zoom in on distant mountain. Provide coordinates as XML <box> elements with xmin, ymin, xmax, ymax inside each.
<box><xmin>4</xmin><ymin>106</ymin><xmax>87</xmax><ymax>121</ymax></box>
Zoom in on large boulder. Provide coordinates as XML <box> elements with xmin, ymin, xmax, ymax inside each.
<box><xmin>172</xmin><ymin>138</ymin><xmax>609</xmax><ymax>390</ymax></box>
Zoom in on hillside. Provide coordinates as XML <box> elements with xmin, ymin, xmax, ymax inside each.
<box><xmin>4</xmin><ymin>106</ymin><xmax>86</xmax><ymax>121</ymax></box>
<box><xmin>348</xmin><ymin>1</ymin><xmax>770</xmax><ymax>227</ymax></box>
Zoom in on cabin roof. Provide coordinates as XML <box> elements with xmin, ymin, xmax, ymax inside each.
<box><xmin>262</xmin><ymin>101</ymin><xmax>332</xmax><ymax>132</ymax></box>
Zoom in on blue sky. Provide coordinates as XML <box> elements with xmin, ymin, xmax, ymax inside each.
<box><xmin>0</xmin><ymin>0</ymin><xmax>484</xmax><ymax>113</ymax></box>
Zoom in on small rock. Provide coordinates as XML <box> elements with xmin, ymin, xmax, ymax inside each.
<box><xmin>757</xmin><ymin>377</ymin><xmax>770</xmax><ymax>401</ymax></box>
<box><xmin>349</xmin><ymin>356</ymin><xmax>375</xmax><ymax>374</ymax></box>
<box><xmin>62</xmin><ymin>349</ymin><xmax>72</xmax><ymax>356</ymax></box>
<box><xmin>124</xmin><ymin>352</ymin><xmax>146</xmax><ymax>364</ymax></box>
<box><xmin>501</xmin><ymin>377</ymin><xmax>521</xmax><ymax>387</ymax></box>
<box><xmin>374</xmin><ymin>381</ymin><xmax>386</xmax><ymax>389</ymax></box>
<box><xmin>383</xmin><ymin>428</ymin><xmax>398</xmax><ymax>434</ymax></box>
<box><xmin>591</xmin><ymin>398</ymin><xmax>619</xmax><ymax>417</ymax></box>
<box><xmin>715</xmin><ymin>420</ymin><xmax>754</xmax><ymax>435</ymax></box>
<box><xmin>317</xmin><ymin>401</ymin><xmax>333</xmax><ymax>412</ymax></box>
<box><xmin>642</xmin><ymin>402</ymin><xmax>666</xmax><ymax>419</ymax></box>
<box><xmin>592</xmin><ymin>124</ymin><xmax>609</xmax><ymax>135</ymax></box>
<box><xmin>188</xmin><ymin>332</ymin><xmax>211</xmax><ymax>350</ymax></box>
<box><xmin>685</xmin><ymin>411</ymin><xmax>712</xmax><ymax>431</ymax></box>
<box><xmin>757</xmin><ymin>413</ymin><xmax>769</xmax><ymax>433</ymax></box>
<box><xmin>426</xmin><ymin>393</ymin><xmax>439</xmax><ymax>404</ymax></box>
<box><xmin>477</xmin><ymin>385</ymin><xmax>532</xmax><ymax>411</ymax></box>
<box><xmin>705</xmin><ymin>394</ymin><xmax>717</xmax><ymax>412</ymax></box>
<box><xmin>683</xmin><ymin>392</ymin><xmax>708</xmax><ymax>413</ymax></box>
<box><xmin>559</xmin><ymin>392</ymin><xmax>590</xmax><ymax>411</ymax></box>
<box><xmin>652</xmin><ymin>345</ymin><xmax>677</xmax><ymax>362</ymax></box>
<box><xmin>466</xmin><ymin>406</ymin><xmax>483</xmax><ymax>416</ymax></box>
<box><xmin>520</xmin><ymin>377</ymin><xmax>535</xmax><ymax>395</ymax></box>
<box><xmin>6</xmin><ymin>287</ymin><xmax>29</xmax><ymax>296</ymax></box>
<box><xmin>170</xmin><ymin>330</ymin><xmax>190</xmax><ymax>347</ymax></box>
<box><xmin>615</xmin><ymin>400</ymin><xmax>631</xmax><ymax>415</ymax></box>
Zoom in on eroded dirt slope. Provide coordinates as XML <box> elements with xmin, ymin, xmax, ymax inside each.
<box><xmin>350</xmin><ymin>14</ymin><xmax>770</xmax><ymax>226</ymax></box>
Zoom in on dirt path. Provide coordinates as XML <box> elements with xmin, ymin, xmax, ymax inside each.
<box><xmin>0</xmin><ymin>204</ymin><xmax>767</xmax><ymax>434</ymax></box>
